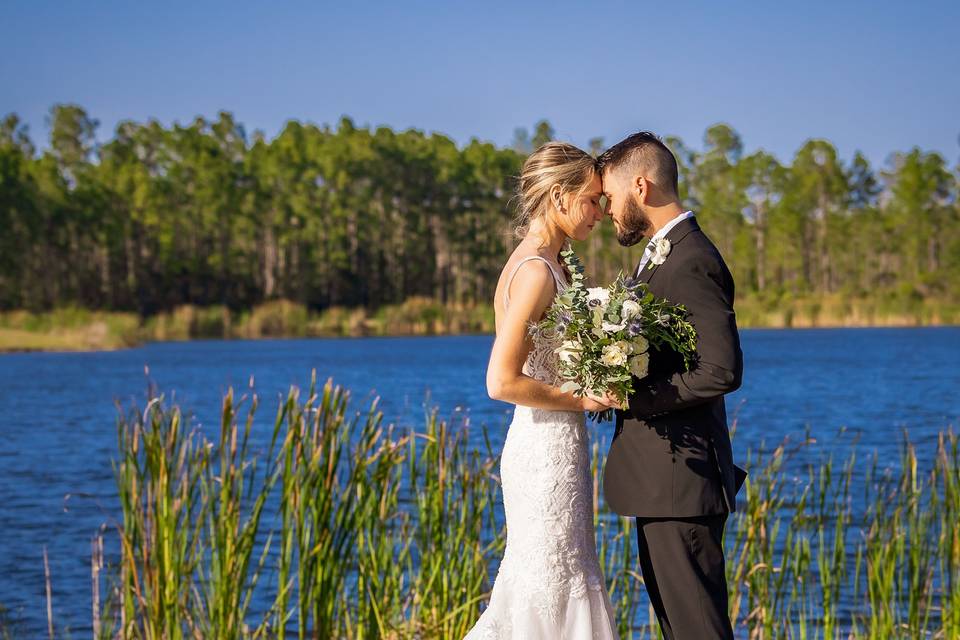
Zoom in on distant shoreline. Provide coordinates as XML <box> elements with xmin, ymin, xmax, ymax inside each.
<box><xmin>2</xmin><ymin>297</ymin><xmax>957</xmax><ymax>353</ymax></box>
<box><xmin>5</xmin><ymin>326</ymin><xmax>959</xmax><ymax>355</ymax></box>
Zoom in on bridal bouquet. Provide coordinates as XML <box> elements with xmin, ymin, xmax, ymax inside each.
<box><xmin>534</xmin><ymin>249</ymin><xmax>697</xmax><ymax>420</ymax></box>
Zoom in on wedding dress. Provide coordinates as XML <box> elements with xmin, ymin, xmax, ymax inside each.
<box><xmin>464</xmin><ymin>256</ymin><xmax>619</xmax><ymax>640</ymax></box>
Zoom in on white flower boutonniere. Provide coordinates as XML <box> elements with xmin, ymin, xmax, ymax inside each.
<box><xmin>646</xmin><ymin>238</ymin><xmax>672</xmax><ymax>270</ymax></box>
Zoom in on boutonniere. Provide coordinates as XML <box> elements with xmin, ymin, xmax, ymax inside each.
<box><xmin>646</xmin><ymin>238</ymin><xmax>672</xmax><ymax>270</ymax></box>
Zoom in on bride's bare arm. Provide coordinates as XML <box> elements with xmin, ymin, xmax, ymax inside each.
<box><xmin>486</xmin><ymin>261</ymin><xmax>610</xmax><ymax>412</ymax></box>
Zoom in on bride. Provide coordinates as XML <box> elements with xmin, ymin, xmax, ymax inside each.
<box><xmin>464</xmin><ymin>142</ymin><xmax>620</xmax><ymax>639</ymax></box>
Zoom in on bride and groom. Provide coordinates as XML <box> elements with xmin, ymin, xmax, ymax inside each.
<box><xmin>466</xmin><ymin>132</ymin><xmax>745</xmax><ymax>639</ymax></box>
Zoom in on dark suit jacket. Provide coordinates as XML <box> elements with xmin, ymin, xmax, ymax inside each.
<box><xmin>603</xmin><ymin>216</ymin><xmax>746</xmax><ymax>517</ymax></box>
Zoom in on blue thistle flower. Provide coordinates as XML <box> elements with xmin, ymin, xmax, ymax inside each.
<box><xmin>555</xmin><ymin>310</ymin><xmax>573</xmax><ymax>332</ymax></box>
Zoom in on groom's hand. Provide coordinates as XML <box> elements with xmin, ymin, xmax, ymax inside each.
<box><xmin>627</xmin><ymin>252</ymin><xmax>743</xmax><ymax>420</ymax></box>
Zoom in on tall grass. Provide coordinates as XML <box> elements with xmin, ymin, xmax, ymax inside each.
<box><xmin>76</xmin><ymin>376</ymin><xmax>960</xmax><ymax>638</ymax></box>
<box><xmin>92</xmin><ymin>374</ymin><xmax>501</xmax><ymax>639</ymax></box>
<box><xmin>274</xmin><ymin>377</ymin><xmax>412</xmax><ymax>638</ymax></box>
<box><xmin>724</xmin><ymin>428</ymin><xmax>960</xmax><ymax>639</ymax></box>
<box><xmin>404</xmin><ymin>410</ymin><xmax>500</xmax><ymax>637</ymax></box>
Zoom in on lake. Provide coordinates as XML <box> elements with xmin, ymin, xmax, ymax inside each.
<box><xmin>1</xmin><ymin>327</ymin><xmax>958</xmax><ymax>635</ymax></box>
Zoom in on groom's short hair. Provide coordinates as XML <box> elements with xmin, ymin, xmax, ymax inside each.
<box><xmin>598</xmin><ymin>132</ymin><xmax>679</xmax><ymax>198</ymax></box>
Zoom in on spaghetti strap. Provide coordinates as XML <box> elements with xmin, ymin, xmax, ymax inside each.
<box><xmin>503</xmin><ymin>256</ymin><xmax>565</xmax><ymax>310</ymax></box>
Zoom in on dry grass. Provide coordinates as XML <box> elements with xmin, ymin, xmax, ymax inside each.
<box><xmin>2</xmin><ymin>293</ymin><xmax>956</xmax><ymax>353</ymax></box>
<box><xmin>0</xmin><ymin>313</ymin><xmax>140</xmax><ymax>352</ymax></box>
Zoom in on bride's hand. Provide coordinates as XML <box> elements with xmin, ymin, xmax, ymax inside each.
<box><xmin>581</xmin><ymin>390</ymin><xmax>625</xmax><ymax>412</ymax></box>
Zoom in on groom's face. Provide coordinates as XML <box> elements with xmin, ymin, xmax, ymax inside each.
<box><xmin>602</xmin><ymin>169</ymin><xmax>652</xmax><ymax>247</ymax></box>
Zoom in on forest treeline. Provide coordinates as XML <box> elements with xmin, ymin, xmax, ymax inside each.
<box><xmin>1</xmin><ymin>105</ymin><xmax>958</xmax><ymax>317</ymax></box>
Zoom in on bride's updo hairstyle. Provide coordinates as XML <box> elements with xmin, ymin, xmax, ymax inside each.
<box><xmin>514</xmin><ymin>142</ymin><xmax>598</xmax><ymax>238</ymax></box>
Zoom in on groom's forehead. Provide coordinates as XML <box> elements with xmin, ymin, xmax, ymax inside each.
<box><xmin>601</xmin><ymin>167</ymin><xmax>629</xmax><ymax>192</ymax></box>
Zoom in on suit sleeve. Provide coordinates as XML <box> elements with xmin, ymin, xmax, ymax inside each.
<box><xmin>627</xmin><ymin>252</ymin><xmax>743</xmax><ymax>419</ymax></box>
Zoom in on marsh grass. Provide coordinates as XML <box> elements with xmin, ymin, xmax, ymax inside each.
<box><xmin>732</xmin><ymin>293</ymin><xmax>960</xmax><ymax>328</ymax></box>
<box><xmin>74</xmin><ymin>376</ymin><xmax>960</xmax><ymax>639</ymax></box>
<box><xmin>0</xmin><ymin>307</ymin><xmax>141</xmax><ymax>351</ymax></box>
<box><xmin>91</xmin><ymin>374</ymin><xmax>501</xmax><ymax>639</ymax></box>
<box><xmin>6</xmin><ymin>294</ymin><xmax>956</xmax><ymax>354</ymax></box>
<box><xmin>725</xmin><ymin>428</ymin><xmax>960</xmax><ymax>639</ymax></box>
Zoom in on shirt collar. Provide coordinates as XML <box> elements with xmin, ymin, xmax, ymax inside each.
<box><xmin>650</xmin><ymin>210</ymin><xmax>695</xmax><ymax>245</ymax></box>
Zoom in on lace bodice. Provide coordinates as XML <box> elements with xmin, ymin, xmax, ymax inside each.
<box><xmin>523</xmin><ymin>322</ymin><xmax>564</xmax><ymax>387</ymax></box>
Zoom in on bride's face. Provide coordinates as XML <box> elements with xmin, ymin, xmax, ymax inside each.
<box><xmin>556</xmin><ymin>173</ymin><xmax>605</xmax><ymax>242</ymax></box>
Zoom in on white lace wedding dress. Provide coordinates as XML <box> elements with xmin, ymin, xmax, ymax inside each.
<box><xmin>464</xmin><ymin>256</ymin><xmax>619</xmax><ymax>640</ymax></box>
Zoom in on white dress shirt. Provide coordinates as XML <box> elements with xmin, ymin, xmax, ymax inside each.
<box><xmin>636</xmin><ymin>210</ymin><xmax>695</xmax><ymax>275</ymax></box>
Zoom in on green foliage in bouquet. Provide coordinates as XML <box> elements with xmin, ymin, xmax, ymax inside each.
<box><xmin>534</xmin><ymin>249</ymin><xmax>697</xmax><ymax>417</ymax></box>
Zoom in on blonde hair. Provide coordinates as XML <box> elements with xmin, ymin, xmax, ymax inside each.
<box><xmin>514</xmin><ymin>141</ymin><xmax>598</xmax><ymax>238</ymax></box>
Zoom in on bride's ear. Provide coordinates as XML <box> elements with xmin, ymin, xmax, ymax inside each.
<box><xmin>550</xmin><ymin>184</ymin><xmax>565</xmax><ymax>213</ymax></box>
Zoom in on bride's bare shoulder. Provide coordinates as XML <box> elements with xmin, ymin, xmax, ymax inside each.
<box><xmin>494</xmin><ymin>251</ymin><xmax>554</xmax><ymax>314</ymax></box>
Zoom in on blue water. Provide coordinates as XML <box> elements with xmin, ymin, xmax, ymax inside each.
<box><xmin>0</xmin><ymin>328</ymin><xmax>958</xmax><ymax>634</ymax></box>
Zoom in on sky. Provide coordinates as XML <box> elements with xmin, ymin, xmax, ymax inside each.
<box><xmin>2</xmin><ymin>0</ymin><xmax>958</xmax><ymax>168</ymax></box>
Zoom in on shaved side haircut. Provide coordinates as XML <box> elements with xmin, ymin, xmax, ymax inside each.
<box><xmin>598</xmin><ymin>131</ymin><xmax>679</xmax><ymax>198</ymax></box>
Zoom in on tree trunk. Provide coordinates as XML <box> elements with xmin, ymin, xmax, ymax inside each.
<box><xmin>263</xmin><ymin>220</ymin><xmax>276</xmax><ymax>299</ymax></box>
<box><xmin>752</xmin><ymin>201</ymin><xmax>766</xmax><ymax>292</ymax></box>
<box><xmin>429</xmin><ymin>212</ymin><xmax>450</xmax><ymax>303</ymax></box>
<box><xmin>817</xmin><ymin>190</ymin><xmax>831</xmax><ymax>293</ymax></box>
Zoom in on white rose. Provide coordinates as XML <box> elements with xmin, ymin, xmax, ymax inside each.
<box><xmin>632</xmin><ymin>335</ymin><xmax>649</xmax><ymax>353</ymax></box>
<box><xmin>621</xmin><ymin>299</ymin><xmax>641</xmax><ymax>319</ymax></box>
<box><xmin>628</xmin><ymin>352</ymin><xmax>650</xmax><ymax>378</ymax></box>
<box><xmin>614</xmin><ymin>339</ymin><xmax>633</xmax><ymax>355</ymax></box>
<box><xmin>557</xmin><ymin>340</ymin><xmax>582</xmax><ymax>364</ymax></box>
<box><xmin>600</xmin><ymin>344</ymin><xmax>628</xmax><ymax>367</ymax></box>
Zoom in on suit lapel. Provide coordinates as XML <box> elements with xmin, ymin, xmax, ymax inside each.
<box><xmin>634</xmin><ymin>217</ymin><xmax>701</xmax><ymax>284</ymax></box>
<box><xmin>636</xmin><ymin>257</ymin><xmax>657</xmax><ymax>284</ymax></box>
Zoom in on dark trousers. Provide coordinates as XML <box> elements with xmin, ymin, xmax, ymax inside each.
<box><xmin>635</xmin><ymin>513</ymin><xmax>733</xmax><ymax>640</ymax></box>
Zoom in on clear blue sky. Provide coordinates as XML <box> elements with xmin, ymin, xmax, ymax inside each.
<box><xmin>2</xmin><ymin>0</ymin><xmax>958</xmax><ymax>167</ymax></box>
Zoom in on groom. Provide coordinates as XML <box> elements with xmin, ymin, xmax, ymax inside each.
<box><xmin>598</xmin><ymin>132</ymin><xmax>745</xmax><ymax>639</ymax></box>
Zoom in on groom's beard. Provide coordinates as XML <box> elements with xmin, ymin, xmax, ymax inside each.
<box><xmin>615</xmin><ymin>195</ymin><xmax>652</xmax><ymax>247</ymax></box>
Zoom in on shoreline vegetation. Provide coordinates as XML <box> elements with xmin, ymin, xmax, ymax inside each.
<box><xmin>2</xmin><ymin>295</ymin><xmax>959</xmax><ymax>353</ymax></box>
<box><xmin>8</xmin><ymin>374</ymin><xmax>958</xmax><ymax>637</ymax></box>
